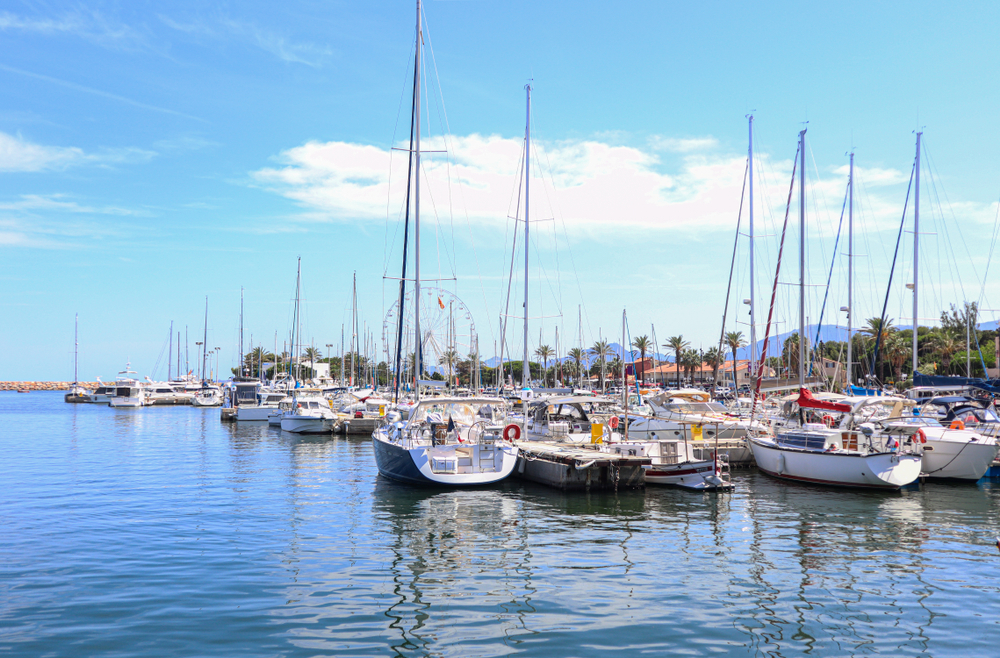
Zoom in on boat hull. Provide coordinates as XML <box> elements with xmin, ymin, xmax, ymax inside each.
<box><xmin>749</xmin><ymin>437</ymin><xmax>922</xmax><ymax>489</ymax></box>
<box><xmin>372</xmin><ymin>434</ymin><xmax>518</xmax><ymax>486</ymax></box>
<box><xmin>644</xmin><ymin>460</ymin><xmax>733</xmax><ymax>491</ymax></box>
<box><xmin>922</xmin><ymin>435</ymin><xmax>999</xmax><ymax>480</ymax></box>
<box><xmin>236</xmin><ymin>406</ymin><xmax>279</xmax><ymax>421</ymax></box>
<box><xmin>280</xmin><ymin>416</ymin><xmax>334</xmax><ymax>434</ymax></box>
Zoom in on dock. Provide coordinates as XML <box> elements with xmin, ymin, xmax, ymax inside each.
<box><xmin>340</xmin><ymin>417</ymin><xmax>380</xmax><ymax>436</ymax></box>
<box><xmin>514</xmin><ymin>440</ymin><xmax>650</xmax><ymax>491</ymax></box>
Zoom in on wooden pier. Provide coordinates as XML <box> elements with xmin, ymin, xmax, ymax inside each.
<box><xmin>514</xmin><ymin>440</ymin><xmax>650</xmax><ymax>491</ymax></box>
<box><xmin>340</xmin><ymin>417</ymin><xmax>380</xmax><ymax>436</ymax></box>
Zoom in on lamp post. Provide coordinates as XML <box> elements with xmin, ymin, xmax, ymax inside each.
<box><xmin>195</xmin><ymin>342</ymin><xmax>204</xmax><ymax>380</ymax></box>
<box><xmin>326</xmin><ymin>343</ymin><xmax>333</xmax><ymax>382</ymax></box>
<box><xmin>214</xmin><ymin>347</ymin><xmax>221</xmax><ymax>382</ymax></box>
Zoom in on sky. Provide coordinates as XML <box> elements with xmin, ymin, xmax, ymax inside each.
<box><xmin>3</xmin><ymin>0</ymin><xmax>1000</xmax><ymax>382</ymax></box>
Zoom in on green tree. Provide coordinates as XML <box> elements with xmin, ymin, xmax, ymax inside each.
<box><xmin>589</xmin><ymin>340</ymin><xmax>612</xmax><ymax>392</ymax></box>
<box><xmin>567</xmin><ymin>347</ymin><xmax>586</xmax><ymax>386</ymax></box>
<box><xmin>534</xmin><ymin>344</ymin><xmax>554</xmax><ymax>387</ymax></box>
<box><xmin>704</xmin><ymin>347</ymin><xmax>724</xmax><ymax>386</ymax></box>
<box><xmin>724</xmin><ymin>331</ymin><xmax>745</xmax><ymax>388</ymax></box>
<box><xmin>439</xmin><ymin>349</ymin><xmax>459</xmax><ymax>388</ymax></box>
<box><xmin>631</xmin><ymin>335</ymin><xmax>652</xmax><ymax>384</ymax></box>
<box><xmin>664</xmin><ymin>335</ymin><xmax>690</xmax><ymax>389</ymax></box>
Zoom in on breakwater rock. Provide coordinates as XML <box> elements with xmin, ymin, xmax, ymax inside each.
<box><xmin>1</xmin><ymin>382</ymin><xmax>100</xmax><ymax>391</ymax></box>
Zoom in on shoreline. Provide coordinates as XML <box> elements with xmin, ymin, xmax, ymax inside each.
<box><xmin>1</xmin><ymin>382</ymin><xmax>99</xmax><ymax>392</ymax></box>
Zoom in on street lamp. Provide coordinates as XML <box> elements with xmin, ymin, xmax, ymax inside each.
<box><xmin>326</xmin><ymin>343</ymin><xmax>333</xmax><ymax>381</ymax></box>
<box><xmin>214</xmin><ymin>347</ymin><xmax>221</xmax><ymax>382</ymax></box>
<box><xmin>195</xmin><ymin>342</ymin><xmax>204</xmax><ymax>380</ymax></box>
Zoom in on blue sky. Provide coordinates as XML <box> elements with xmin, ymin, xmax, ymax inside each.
<box><xmin>3</xmin><ymin>0</ymin><xmax>1000</xmax><ymax>381</ymax></box>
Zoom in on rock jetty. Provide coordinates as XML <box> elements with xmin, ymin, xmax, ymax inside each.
<box><xmin>0</xmin><ymin>382</ymin><xmax>100</xmax><ymax>391</ymax></box>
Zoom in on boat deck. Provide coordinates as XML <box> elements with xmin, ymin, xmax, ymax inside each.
<box><xmin>514</xmin><ymin>440</ymin><xmax>651</xmax><ymax>491</ymax></box>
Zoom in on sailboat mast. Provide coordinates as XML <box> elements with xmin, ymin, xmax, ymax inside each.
<box><xmin>522</xmin><ymin>83</ymin><xmax>531</xmax><ymax>389</ymax></box>
<box><xmin>167</xmin><ymin>320</ymin><xmax>173</xmax><ymax>382</ymax></box>
<box><xmin>748</xmin><ymin>115</ymin><xmax>757</xmax><ymax>379</ymax></box>
<box><xmin>847</xmin><ymin>152</ymin><xmax>854</xmax><ymax>389</ymax></box>
<box><xmin>74</xmin><ymin>313</ymin><xmax>79</xmax><ymax>384</ymax></box>
<box><xmin>351</xmin><ymin>272</ymin><xmax>357</xmax><ymax>387</ymax></box>
<box><xmin>293</xmin><ymin>257</ymin><xmax>301</xmax><ymax>382</ymax></box>
<box><xmin>239</xmin><ymin>288</ymin><xmax>244</xmax><ymax>377</ymax></box>
<box><xmin>202</xmin><ymin>296</ymin><xmax>209</xmax><ymax>382</ymax></box>
<box><xmin>798</xmin><ymin>128</ymin><xmax>807</xmax><ymax>387</ymax></box>
<box><xmin>913</xmin><ymin>131</ymin><xmax>922</xmax><ymax>375</ymax></box>
<box><xmin>413</xmin><ymin>0</ymin><xmax>423</xmax><ymax>402</ymax></box>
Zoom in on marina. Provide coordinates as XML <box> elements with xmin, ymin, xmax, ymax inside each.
<box><xmin>4</xmin><ymin>391</ymin><xmax>1000</xmax><ymax>657</ymax></box>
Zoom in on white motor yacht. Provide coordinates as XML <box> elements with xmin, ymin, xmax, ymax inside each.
<box><xmin>279</xmin><ymin>394</ymin><xmax>339</xmax><ymax>434</ymax></box>
<box><xmin>109</xmin><ymin>365</ymin><xmax>147</xmax><ymax>408</ymax></box>
<box><xmin>192</xmin><ymin>385</ymin><xmax>223</xmax><ymax>407</ymax></box>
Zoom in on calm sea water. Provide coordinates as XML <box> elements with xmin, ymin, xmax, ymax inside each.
<box><xmin>2</xmin><ymin>392</ymin><xmax>999</xmax><ymax>657</ymax></box>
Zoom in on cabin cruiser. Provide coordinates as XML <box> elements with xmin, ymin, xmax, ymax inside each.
<box><xmin>373</xmin><ymin>397</ymin><xmax>518</xmax><ymax>485</ymax></box>
<box><xmin>279</xmin><ymin>393</ymin><xmax>339</xmax><ymax>434</ymax></box>
<box><xmin>191</xmin><ymin>384</ymin><xmax>223</xmax><ymax>407</ymax></box>
<box><xmin>109</xmin><ymin>364</ymin><xmax>147</xmax><ymax>408</ymax></box>
<box><xmin>748</xmin><ymin>389</ymin><xmax>923</xmax><ymax>489</ymax></box>
<box><xmin>89</xmin><ymin>379</ymin><xmax>117</xmax><ymax>404</ymax></box>
<box><xmin>523</xmin><ymin>396</ymin><xmax>619</xmax><ymax>443</ymax></box>
<box><xmin>145</xmin><ymin>379</ymin><xmax>194</xmax><ymax>405</ymax></box>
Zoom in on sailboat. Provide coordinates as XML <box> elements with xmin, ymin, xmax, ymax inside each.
<box><xmin>372</xmin><ymin>1</ymin><xmax>518</xmax><ymax>485</ymax></box>
<box><xmin>64</xmin><ymin>313</ymin><xmax>92</xmax><ymax>403</ymax></box>
<box><xmin>747</xmin><ymin>129</ymin><xmax>923</xmax><ymax>489</ymax></box>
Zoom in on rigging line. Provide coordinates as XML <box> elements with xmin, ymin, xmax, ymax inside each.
<box><xmin>530</xmin><ymin>137</ymin><xmax>565</xmax><ymax>319</ymax></box>
<box><xmin>925</xmin><ymin>141</ymin><xmax>983</xmax><ymax>292</ymax></box>
<box><xmin>384</xmin><ymin>38</ymin><xmax>418</xmax><ymax>279</ymax></box>
<box><xmin>872</xmin><ymin>160</ymin><xmax>916</xmax><ymax>379</ymax></box>
<box><xmin>716</xmin><ymin>157</ymin><xmax>749</xmax><ymax>384</ymax></box>
<box><xmin>808</xmin><ymin>178</ymin><xmax>850</xmax><ymax>376</ymax></box>
<box><xmin>977</xmin><ymin>192</ymin><xmax>1000</xmax><ymax>309</ymax></box>
<box><xmin>922</xmin><ymin>146</ymin><xmax>967</xmax><ymax>306</ymax></box>
<box><xmin>751</xmin><ymin>139</ymin><xmax>800</xmax><ymax>422</ymax></box>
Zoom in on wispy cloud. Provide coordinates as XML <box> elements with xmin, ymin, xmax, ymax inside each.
<box><xmin>0</xmin><ymin>64</ymin><xmax>205</xmax><ymax>122</ymax></box>
<box><xmin>0</xmin><ymin>9</ymin><xmax>146</xmax><ymax>50</ymax></box>
<box><xmin>0</xmin><ymin>194</ymin><xmax>140</xmax><ymax>216</ymax></box>
<box><xmin>0</xmin><ymin>132</ymin><xmax>155</xmax><ymax>172</ymax></box>
<box><xmin>649</xmin><ymin>136</ymin><xmax>719</xmax><ymax>153</ymax></box>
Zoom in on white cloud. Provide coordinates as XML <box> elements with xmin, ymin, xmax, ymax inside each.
<box><xmin>0</xmin><ymin>9</ymin><xmax>145</xmax><ymax>49</ymax></box>
<box><xmin>0</xmin><ymin>132</ymin><xmax>84</xmax><ymax>171</ymax></box>
<box><xmin>649</xmin><ymin>136</ymin><xmax>720</xmax><ymax>152</ymax></box>
<box><xmin>251</xmin><ymin>132</ymin><xmax>1000</xmax><ymax>240</ymax></box>
<box><xmin>0</xmin><ymin>132</ymin><xmax>155</xmax><ymax>172</ymax></box>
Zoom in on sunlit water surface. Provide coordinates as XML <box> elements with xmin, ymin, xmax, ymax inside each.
<box><xmin>2</xmin><ymin>392</ymin><xmax>999</xmax><ymax>656</ymax></box>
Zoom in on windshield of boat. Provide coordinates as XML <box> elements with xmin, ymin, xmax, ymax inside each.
<box><xmin>668</xmin><ymin>402</ymin><xmax>727</xmax><ymax>414</ymax></box>
<box><xmin>410</xmin><ymin>402</ymin><xmax>499</xmax><ymax>426</ymax></box>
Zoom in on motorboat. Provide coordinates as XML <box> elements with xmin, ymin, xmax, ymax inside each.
<box><xmin>191</xmin><ymin>384</ymin><xmax>223</xmax><ymax>407</ymax></box>
<box><xmin>279</xmin><ymin>393</ymin><xmax>339</xmax><ymax>434</ymax></box>
<box><xmin>522</xmin><ymin>395</ymin><xmax>621</xmax><ymax>443</ymax></box>
<box><xmin>372</xmin><ymin>397</ymin><xmax>518</xmax><ymax>485</ymax></box>
<box><xmin>108</xmin><ymin>364</ymin><xmax>148</xmax><ymax>408</ymax></box>
<box><xmin>145</xmin><ymin>380</ymin><xmax>194</xmax><ymax>405</ymax></box>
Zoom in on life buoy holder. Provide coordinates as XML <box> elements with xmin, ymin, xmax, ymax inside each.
<box><xmin>949</xmin><ymin>420</ymin><xmax>965</xmax><ymax>430</ymax></box>
<box><xmin>609</xmin><ymin>416</ymin><xmax>620</xmax><ymax>429</ymax></box>
<box><xmin>503</xmin><ymin>424</ymin><xmax>521</xmax><ymax>442</ymax></box>
<box><xmin>822</xmin><ymin>415</ymin><xmax>835</xmax><ymax>428</ymax></box>
<box><xmin>914</xmin><ymin>428</ymin><xmax>927</xmax><ymax>444</ymax></box>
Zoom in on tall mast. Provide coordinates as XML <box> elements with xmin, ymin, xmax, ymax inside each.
<box><xmin>748</xmin><ymin>115</ymin><xmax>757</xmax><ymax>380</ymax></box>
<box><xmin>413</xmin><ymin>0</ymin><xmax>423</xmax><ymax>402</ymax></box>
<box><xmin>167</xmin><ymin>320</ymin><xmax>173</xmax><ymax>381</ymax></box>
<box><xmin>846</xmin><ymin>151</ymin><xmax>854</xmax><ymax>390</ymax></box>
<box><xmin>292</xmin><ymin>257</ymin><xmax>301</xmax><ymax>382</ymax></box>
<box><xmin>798</xmin><ymin>128</ymin><xmax>807</xmax><ymax>387</ymax></box>
<box><xmin>913</xmin><ymin>132</ymin><xmax>922</xmax><ymax>375</ymax></box>
<box><xmin>522</xmin><ymin>83</ymin><xmax>531</xmax><ymax>388</ymax></box>
<box><xmin>202</xmin><ymin>296</ymin><xmax>209</xmax><ymax>382</ymax></box>
<box><xmin>239</xmin><ymin>288</ymin><xmax>244</xmax><ymax>377</ymax></box>
<box><xmin>74</xmin><ymin>313</ymin><xmax>79</xmax><ymax>385</ymax></box>
<box><xmin>351</xmin><ymin>271</ymin><xmax>357</xmax><ymax>387</ymax></box>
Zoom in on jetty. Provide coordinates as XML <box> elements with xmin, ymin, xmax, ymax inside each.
<box><xmin>514</xmin><ymin>440</ymin><xmax>650</xmax><ymax>490</ymax></box>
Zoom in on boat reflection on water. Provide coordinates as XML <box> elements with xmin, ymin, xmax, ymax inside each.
<box><xmin>372</xmin><ymin>480</ymin><xmax>534</xmax><ymax>655</ymax></box>
<box><xmin>735</xmin><ymin>474</ymin><xmax>938</xmax><ymax>655</ymax></box>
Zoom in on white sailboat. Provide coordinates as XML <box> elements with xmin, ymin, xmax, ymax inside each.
<box><xmin>65</xmin><ymin>313</ymin><xmax>92</xmax><ymax>403</ymax></box>
<box><xmin>372</xmin><ymin>1</ymin><xmax>518</xmax><ymax>485</ymax></box>
<box><xmin>747</xmin><ymin>130</ymin><xmax>922</xmax><ymax>489</ymax></box>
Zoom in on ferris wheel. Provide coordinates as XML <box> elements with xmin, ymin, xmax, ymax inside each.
<box><xmin>383</xmin><ymin>287</ymin><xmax>477</xmax><ymax>379</ymax></box>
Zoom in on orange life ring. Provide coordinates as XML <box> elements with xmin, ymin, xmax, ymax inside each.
<box><xmin>822</xmin><ymin>415</ymin><xmax>835</xmax><ymax>428</ymax></box>
<box><xmin>609</xmin><ymin>416</ymin><xmax>620</xmax><ymax>429</ymax></box>
<box><xmin>503</xmin><ymin>424</ymin><xmax>521</xmax><ymax>441</ymax></box>
<box><xmin>949</xmin><ymin>420</ymin><xmax>965</xmax><ymax>430</ymax></box>
<box><xmin>914</xmin><ymin>428</ymin><xmax>927</xmax><ymax>444</ymax></box>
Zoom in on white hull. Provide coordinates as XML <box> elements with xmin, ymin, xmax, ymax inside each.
<box><xmin>644</xmin><ymin>460</ymin><xmax>732</xmax><ymax>490</ymax></box>
<box><xmin>109</xmin><ymin>398</ymin><xmax>144</xmax><ymax>408</ymax></box>
<box><xmin>373</xmin><ymin>433</ymin><xmax>519</xmax><ymax>485</ymax></box>
<box><xmin>922</xmin><ymin>434</ymin><xmax>999</xmax><ymax>480</ymax></box>
<box><xmin>749</xmin><ymin>436</ymin><xmax>922</xmax><ymax>489</ymax></box>
<box><xmin>191</xmin><ymin>393</ymin><xmax>222</xmax><ymax>407</ymax></box>
<box><xmin>236</xmin><ymin>406</ymin><xmax>280</xmax><ymax>421</ymax></box>
<box><xmin>280</xmin><ymin>416</ymin><xmax>334</xmax><ymax>434</ymax></box>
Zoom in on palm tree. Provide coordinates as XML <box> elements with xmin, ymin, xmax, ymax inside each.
<box><xmin>884</xmin><ymin>333</ymin><xmax>909</xmax><ymax>382</ymax></box>
<box><xmin>681</xmin><ymin>349</ymin><xmax>702</xmax><ymax>385</ymax></box>
<box><xmin>931</xmin><ymin>333</ymin><xmax>960</xmax><ymax>375</ymax></box>
<box><xmin>534</xmin><ymin>344</ymin><xmax>554</xmax><ymax>387</ymax></box>
<box><xmin>302</xmin><ymin>346</ymin><xmax>323</xmax><ymax>363</ymax></box>
<box><xmin>724</xmin><ymin>331</ymin><xmax>746</xmax><ymax>390</ymax></box>
<box><xmin>438</xmin><ymin>349</ymin><xmax>459</xmax><ymax>388</ymax></box>
<box><xmin>567</xmin><ymin>347</ymin><xmax>586</xmax><ymax>386</ymax></box>
<box><xmin>589</xmin><ymin>339</ymin><xmax>612</xmax><ymax>392</ymax></box>
<box><xmin>704</xmin><ymin>347</ymin><xmax>723</xmax><ymax>386</ymax></box>
<box><xmin>631</xmin><ymin>335</ymin><xmax>652</xmax><ymax>384</ymax></box>
<box><xmin>664</xmin><ymin>335</ymin><xmax>690</xmax><ymax>389</ymax></box>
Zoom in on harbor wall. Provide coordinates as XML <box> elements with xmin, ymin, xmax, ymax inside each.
<box><xmin>0</xmin><ymin>382</ymin><xmax>99</xmax><ymax>391</ymax></box>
